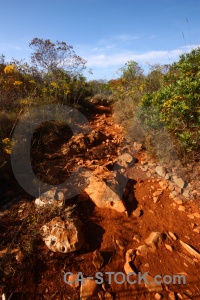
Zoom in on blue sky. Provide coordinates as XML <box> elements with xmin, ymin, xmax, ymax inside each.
<box><xmin>0</xmin><ymin>0</ymin><xmax>200</xmax><ymax>80</ymax></box>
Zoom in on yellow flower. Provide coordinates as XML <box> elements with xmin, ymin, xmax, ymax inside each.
<box><xmin>20</xmin><ymin>99</ymin><xmax>29</xmax><ymax>105</ymax></box>
<box><xmin>2</xmin><ymin>138</ymin><xmax>12</xmax><ymax>154</ymax></box>
<box><xmin>29</xmin><ymin>80</ymin><xmax>35</xmax><ymax>84</ymax></box>
<box><xmin>2</xmin><ymin>138</ymin><xmax>10</xmax><ymax>144</ymax></box>
<box><xmin>14</xmin><ymin>80</ymin><xmax>23</xmax><ymax>86</ymax></box>
<box><xmin>4</xmin><ymin>65</ymin><xmax>17</xmax><ymax>74</ymax></box>
<box><xmin>42</xmin><ymin>87</ymin><xmax>48</xmax><ymax>93</ymax></box>
<box><xmin>50</xmin><ymin>81</ymin><xmax>59</xmax><ymax>89</ymax></box>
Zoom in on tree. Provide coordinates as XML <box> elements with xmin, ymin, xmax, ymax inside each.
<box><xmin>119</xmin><ymin>60</ymin><xmax>143</xmax><ymax>82</ymax></box>
<box><xmin>29</xmin><ymin>38</ymin><xmax>87</xmax><ymax>78</ymax></box>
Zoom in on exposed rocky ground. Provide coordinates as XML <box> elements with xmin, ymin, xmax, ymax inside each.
<box><xmin>0</xmin><ymin>103</ymin><xmax>200</xmax><ymax>300</ymax></box>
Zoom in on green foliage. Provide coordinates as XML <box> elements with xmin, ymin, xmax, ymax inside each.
<box><xmin>111</xmin><ymin>49</ymin><xmax>200</xmax><ymax>161</ymax></box>
<box><xmin>139</xmin><ymin>48</ymin><xmax>200</xmax><ymax>144</ymax></box>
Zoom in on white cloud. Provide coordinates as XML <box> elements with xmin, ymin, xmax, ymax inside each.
<box><xmin>114</xmin><ymin>34</ymin><xmax>139</xmax><ymax>41</ymax></box>
<box><xmin>83</xmin><ymin>44</ymin><xmax>200</xmax><ymax>68</ymax></box>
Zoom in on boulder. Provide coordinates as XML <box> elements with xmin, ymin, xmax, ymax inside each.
<box><xmin>85</xmin><ymin>176</ymin><xmax>126</xmax><ymax>213</ymax></box>
<box><xmin>40</xmin><ymin>216</ymin><xmax>85</xmax><ymax>253</ymax></box>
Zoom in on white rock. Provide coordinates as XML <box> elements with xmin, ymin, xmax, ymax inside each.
<box><xmin>155</xmin><ymin>293</ymin><xmax>162</xmax><ymax>300</ymax></box>
<box><xmin>117</xmin><ymin>153</ymin><xmax>133</xmax><ymax>168</ymax></box>
<box><xmin>85</xmin><ymin>176</ymin><xmax>126</xmax><ymax>213</ymax></box>
<box><xmin>179</xmin><ymin>240</ymin><xmax>200</xmax><ymax>260</ymax></box>
<box><xmin>165</xmin><ymin>244</ymin><xmax>173</xmax><ymax>252</ymax></box>
<box><xmin>35</xmin><ymin>189</ymin><xmax>64</xmax><ymax>207</ymax></box>
<box><xmin>172</xmin><ymin>176</ymin><xmax>185</xmax><ymax>189</ymax></box>
<box><xmin>40</xmin><ymin>216</ymin><xmax>85</xmax><ymax>253</ymax></box>
<box><xmin>178</xmin><ymin>205</ymin><xmax>186</xmax><ymax>211</ymax></box>
<box><xmin>155</xmin><ymin>166</ymin><xmax>166</xmax><ymax>177</ymax></box>
<box><xmin>168</xmin><ymin>232</ymin><xmax>177</xmax><ymax>240</ymax></box>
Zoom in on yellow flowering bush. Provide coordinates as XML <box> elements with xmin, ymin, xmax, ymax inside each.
<box><xmin>2</xmin><ymin>138</ymin><xmax>12</xmax><ymax>154</ymax></box>
<box><xmin>4</xmin><ymin>65</ymin><xmax>17</xmax><ymax>74</ymax></box>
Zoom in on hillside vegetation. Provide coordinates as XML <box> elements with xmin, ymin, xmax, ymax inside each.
<box><xmin>0</xmin><ymin>41</ymin><xmax>200</xmax><ymax>178</ymax></box>
<box><xmin>109</xmin><ymin>48</ymin><xmax>200</xmax><ymax>164</ymax></box>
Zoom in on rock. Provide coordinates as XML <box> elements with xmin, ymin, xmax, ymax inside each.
<box><xmin>182</xmin><ymin>190</ymin><xmax>190</xmax><ymax>198</ymax></box>
<box><xmin>192</xmin><ymin>213</ymin><xmax>200</xmax><ymax>218</ymax></box>
<box><xmin>173</xmin><ymin>197</ymin><xmax>183</xmax><ymax>205</ymax></box>
<box><xmin>179</xmin><ymin>240</ymin><xmax>200</xmax><ymax>260</ymax></box>
<box><xmin>136</xmin><ymin>245</ymin><xmax>151</xmax><ymax>257</ymax></box>
<box><xmin>155</xmin><ymin>166</ymin><xmax>166</xmax><ymax>177</ymax></box>
<box><xmin>168</xmin><ymin>232</ymin><xmax>177</xmax><ymax>240</ymax></box>
<box><xmin>169</xmin><ymin>184</ymin><xmax>175</xmax><ymax>192</ymax></box>
<box><xmin>85</xmin><ymin>176</ymin><xmax>126</xmax><ymax>213</ymax></box>
<box><xmin>165</xmin><ymin>173</ymin><xmax>170</xmax><ymax>180</ymax></box>
<box><xmin>155</xmin><ymin>293</ymin><xmax>162</xmax><ymax>300</ymax></box>
<box><xmin>153</xmin><ymin>197</ymin><xmax>159</xmax><ymax>203</ymax></box>
<box><xmin>35</xmin><ymin>189</ymin><xmax>64</xmax><ymax>207</ymax></box>
<box><xmin>159</xmin><ymin>180</ymin><xmax>168</xmax><ymax>189</ymax></box>
<box><xmin>170</xmin><ymin>191</ymin><xmax>180</xmax><ymax>199</ymax></box>
<box><xmin>187</xmin><ymin>213</ymin><xmax>200</xmax><ymax>219</ymax></box>
<box><xmin>165</xmin><ymin>244</ymin><xmax>173</xmax><ymax>252</ymax></box>
<box><xmin>145</xmin><ymin>274</ymin><xmax>163</xmax><ymax>292</ymax></box>
<box><xmin>178</xmin><ymin>206</ymin><xmax>186</xmax><ymax>212</ymax></box>
<box><xmin>140</xmin><ymin>165</ymin><xmax>148</xmax><ymax>172</ymax></box>
<box><xmin>133</xmin><ymin>208</ymin><xmax>142</xmax><ymax>217</ymax></box>
<box><xmin>117</xmin><ymin>153</ymin><xmax>133</xmax><ymax>168</ymax></box>
<box><xmin>193</xmin><ymin>227</ymin><xmax>200</xmax><ymax>234</ymax></box>
<box><xmin>133</xmin><ymin>235</ymin><xmax>141</xmax><ymax>243</ymax></box>
<box><xmin>133</xmin><ymin>142</ymin><xmax>142</xmax><ymax>151</ymax></box>
<box><xmin>16</xmin><ymin>250</ymin><xmax>25</xmax><ymax>263</ymax></box>
<box><xmin>1</xmin><ymin>294</ymin><xmax>6</xmax><ymax>300</ymax></box>
<box><xmin>80</xmin><ymin>278</ymin><xmax>99</xmax><ymax>300</ymax></box>
<box><xmin>175</xmin><ymin>186</ymin><xmax>182</xmax><ymax>194</ymax></box>
<box><xmin>177</xmin><ymin>252</ymin><xmax>195</xmax><ymax>266</ymax></box>
<box><xmin>92</xmin><ymin>250</ymin><xmax>104</xmax><ymax>269</ymax></box>
<box><xmin>172</xmin><ymin>176</ymin><xmax>185</xmax><ymax>189</ymax></box>
<box><xmin>124</xmin><ymin>249</ymin><xmax>136</xmax><ymax>274</ymax></box>
<box><xmin>153</xmin><ymin>190</ymin><xmax>163</xmax><ymax>197</ymax></box>
<box><xmin>168</xmin><ymin>292</ymin><xmax>176</xmax><ymax>300</ymax></box>
<box><xmin>145</xmin><ymin>232</ymin><xmax>165</xmax><ymax>252</ymax></box>
<box><xmin>116</xmin><ymin>239</ymin><xmax>125</xmax><ymax>251</ymax></box>
<box><xmin>40</xmin><ymin>216</ymin><xmax>85</xmax><ymax>253</ymax></box>
<box><xmin>125</xmin><ymin>249</ymin><xmax>135</xmax><ymax>263</ymax></box>
<box><xmin>124</xmin><ymin>262</ymin><xmax>135</xmax><ymax>274</ymax></box>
